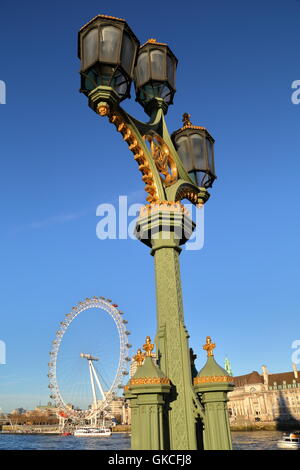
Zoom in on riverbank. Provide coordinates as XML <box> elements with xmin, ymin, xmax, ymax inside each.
<box><xmin>230</xmin><ymin>421</ymin><xmax>300</xmax><ymax>432</ymax></box>
<box><xmin>0</xmin><ymin>424</ymin><xmax>131</xmax><ymax>435</ymax></box>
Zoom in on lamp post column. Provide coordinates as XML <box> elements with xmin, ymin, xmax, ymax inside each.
<box><xmin>136</xmin><ymin>204</ymin><xmax>198</xmax><ymax>450</ymax></box>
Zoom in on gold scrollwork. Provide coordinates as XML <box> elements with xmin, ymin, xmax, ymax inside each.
<box><xmin>103</xmin><ymin>110</ymin><xmax>159</xmax><ymax>203</ymax></box>
<box><xmin>144</xmin><ymin>133</ymin><xmax>178</xmax><ymax>187</ymax></box>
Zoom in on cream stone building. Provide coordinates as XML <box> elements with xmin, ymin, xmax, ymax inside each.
<box><xmin>228</xmin><ymin>363</ymin><xmax>300</xmax><ymax>427</ymax></box>
<box><xmin>109</xmin><ymin>397</ymin><xmax>130</xmax><ymax>425</ymax></box>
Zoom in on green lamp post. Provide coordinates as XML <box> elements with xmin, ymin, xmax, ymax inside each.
<box><xmin>78</xmin><ymin>14</ymin><xmax>232</xmax><ymax>450</ymax></box>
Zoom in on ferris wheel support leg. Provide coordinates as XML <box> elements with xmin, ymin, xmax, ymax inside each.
<box><xmin>91</xmin><ymin>361</ymin><xmax>106</xmax><ymax>401</ymax></box>
<box><xmin>88</xmin><ymin>360</ymin><xmax>98</xmax><ymax>410</ymax></box>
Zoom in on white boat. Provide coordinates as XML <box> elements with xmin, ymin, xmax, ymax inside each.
<box><xmin>277</xmin><ymin>431</ymin><xmax>300</xmax><ymax>449</ymax></box>
<box><xmin>74</xmin><ymin>427</ymin><xmax>112</xmax><ymax>437</ymax></box>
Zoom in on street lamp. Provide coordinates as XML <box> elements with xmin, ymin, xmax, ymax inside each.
<box><xmin>134</xmin><ymin>39</ymin><xmax>177</xmax><ymax>116</ymax></box>
<box><xmin>78</xmin><ymin>15</ymin><xmax>139</xmax><ymax>107</ymax></box>
<box><xmin>172</xmin><ymin>113</ymin><xmax>216</xmax><ymax>188</ymax></box>
<box><xmin>77</xmin><ymin>14</ymin><xmax>233</xmax><ymax>451</ymax></box>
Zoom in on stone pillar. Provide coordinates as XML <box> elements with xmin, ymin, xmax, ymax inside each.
<box><xmin>194</xmin><ymin>337</ymin><xmax>234</xmax><ymax>450</ymax></box>
<box><xmin>292</xmin><ymin>363</ymin><xmax>298</xmax><ymax>379</ymax></box>
<box><xmin>262</xmin><ymin>365</ymin><xmax>269</xmax><ymax>386</ymax></box>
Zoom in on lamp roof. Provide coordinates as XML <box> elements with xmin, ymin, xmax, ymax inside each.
<box><xmin>79</xmin><ymin>14</ymin><xmax>126</xmax><ymax>32</ymax></box>
<box><xmin>78</xmin><ymin>14</ymin><xmax>140</xmax><ymax>59</ymax></box>
<box><xmin>138</xmin><ymin>38</ymin><xmax>178</xmax><ymax>65</ymax></box>
<box><xmin>172</xmin><ymin>113</ymin><xmax>214</xmax><ymax>142</ymax></box>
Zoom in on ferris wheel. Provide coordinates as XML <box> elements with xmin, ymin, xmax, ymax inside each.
<box><xmin>48</xmin><ymin>297</ymin><xmax>131</xmax><ymax>423</ymax></box>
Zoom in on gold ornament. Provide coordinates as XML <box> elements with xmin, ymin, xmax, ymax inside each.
<box><xmin>133</xmin><ymin>348</ymin><xmax>145</xmax><ymax>366</ymax></box>
<box><xmin>143</xmin><ymin>336</ymin><xmax>154</xmax><ymax>357</ymax></box>
<box><xmin>144</xmin><ymin>133</ymin><xmax>178</xmax><ymax>187</ymax></box>
<box><xmin>203</xmin><ymin>336</ymin><xmax>216</xmax><ymax>357</ymax></box>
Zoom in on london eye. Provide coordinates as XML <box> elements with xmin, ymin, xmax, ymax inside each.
<box><xmin>48</xmin><ymin>297</ymin><xmax>131</xmax><ymax>426</ymax></box>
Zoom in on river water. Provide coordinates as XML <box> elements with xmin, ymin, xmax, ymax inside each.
<box><xmin>0</xmin><ymin>431</ymin><xmax>287</xmax><ymax>450</ymax></box>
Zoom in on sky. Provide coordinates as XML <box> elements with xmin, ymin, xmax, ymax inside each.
<box><xmin>0</xmin><ymin>0</ymin><xmax>299</xmax><ymax>412</ymax></box>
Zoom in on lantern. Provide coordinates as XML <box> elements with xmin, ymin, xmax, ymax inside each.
<box><xmin>78</xmin><ymin>15</ymin><xmax>140</xmax><ymax>102</ymax></box>
<box><xmin>172</xmin><ymin>113</ymin><xmax>216</xmax><ymax>188</ymax></box>
<box><xmin>134</xmin><ymin>39</ymin><xmax>177</xmax><ymax>115</ymax></box>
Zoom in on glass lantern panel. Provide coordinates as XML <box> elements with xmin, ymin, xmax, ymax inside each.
<box><xmin>83</xmin><ymin>28</ymin><xmax>98</xmax><ymax>69</ymax></box>
<box><xmin>83</xmin><ymin>69</ymin><xmax>98</xmax><ymax>91</ymax></box>
<box><xmin>142</xmin><ymin>82</ymin><xmax>171</xmax><ymax>103</ymax></box>
<box><xmin>99</xmin><ymin>26</ymin><xmax>122</xmax><ymax>63</ymax></box>
<box><xmin>112</xmin><ymin>70</ymin><xmax>128</xmax><ymax>97</ymax></box>
<box><xmin>191</xmin><ymin>133</ymin><xmax>206</xmax><ymax>170</ymax></box>
<box><xmin>121</xmin><ymin>32</ymin><xmax>134</xmax><ymax>75</ymax></box>
<box><xmin>167</xmin><ymin>54</ymin><xmax>175</xmax><ymax>88</ymax></box>
<box><xmin>99</xmin><ymin>64</ymin><xmax>115</xmax><ymax>86</ymax></box>
<box><xmin>160</xmin><ymin>84</ymin><xmax>172</xmax><ymax>103</ymax></box>
<box><xmin>207</xmin><ymin>139</ymin><xmax>215</xmax><ymax>174</ymax></box>
<box><xmin>176</xmin><ymin>135</ymin><xmax>191</xmax><ymax>172</ymax></box>
<box><xmin>198</xmin><ymin>171</ymin><xmax>211</xmax><ymax>188</ymax></box>
<box><xmin>188</xmin><ymin>170</ymin><xmax>197</xmax><ymax>185</ymax></box>
<box><xmin>189</xmin><ymin>170</ymin><xmax>210</xmax><ymax>188</ymax></box>
<box><xmin>150</xmin><ymin>49</ymin><xmax>165</xmax><ymax>80</ymax></box>
<box><xmin>136</xmin><ymin>51</ymin><xmax>150</xmax><ymax>86</ymax></box>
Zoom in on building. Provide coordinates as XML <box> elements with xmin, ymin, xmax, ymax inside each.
<box><xmin>109</xmin><ymin>397</ymin><xmax>130</xmax><ymax>425</ymax></box>
<box><xmin>228</xmin><ymin>363</ymin><xmax>300</xmax><ymax>428</ymax></box>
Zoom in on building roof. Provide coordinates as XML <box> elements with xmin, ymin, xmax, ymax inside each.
<box><xmin>268</xmin><ymin>372</ymin><xmax>300</xmax><ymax>385</ymax></box>
<box><xmin>232</xmin><ymin>369</ymin><xmax>300</xmax><ymax>387</ymax></box>
<box><xmin>233</xmin><ymin>371</ymin><xmax>264</xmax><ymax>387</ymax></box>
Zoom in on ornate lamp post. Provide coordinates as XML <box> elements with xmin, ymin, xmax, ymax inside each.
<box><xmin>78</xmin><ymin>14</ymin><xmax>233</xmax><ymax>450</ymax></box>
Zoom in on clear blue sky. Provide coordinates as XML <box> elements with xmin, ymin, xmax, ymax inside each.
<box><xmin>0</xmin><ymin>0</ymin><xmax>299</xmax><ymax>412</ymax></box>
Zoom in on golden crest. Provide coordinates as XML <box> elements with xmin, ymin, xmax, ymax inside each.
<box><xmin>144</xmin><ymin>133</ymin><xmax>178</xmax><ymax>187</ymax></box>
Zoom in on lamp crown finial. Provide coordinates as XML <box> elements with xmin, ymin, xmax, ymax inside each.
<box><xmin>182</xmin><ymin>113</ymin><xmax>192</xmax><ymax>127</ymax></box>
<box><xmin>143</xmin><ymin>336</ymin><xmax>154</xmax><ymax>357</ymax></box>
<box><xmin>133</xmin><ymin>348</ymin><xmax>145</xmax><ymax>366</ymax></box>
<box><xmin>148</xmin><ymin>38</ymin><xmax>157</xmax><ymax>43</ymax></box>
<box><xmin>203</xmin><ymin>336</ymin><xmax>216</xmax><ymax>357</ymax></box>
